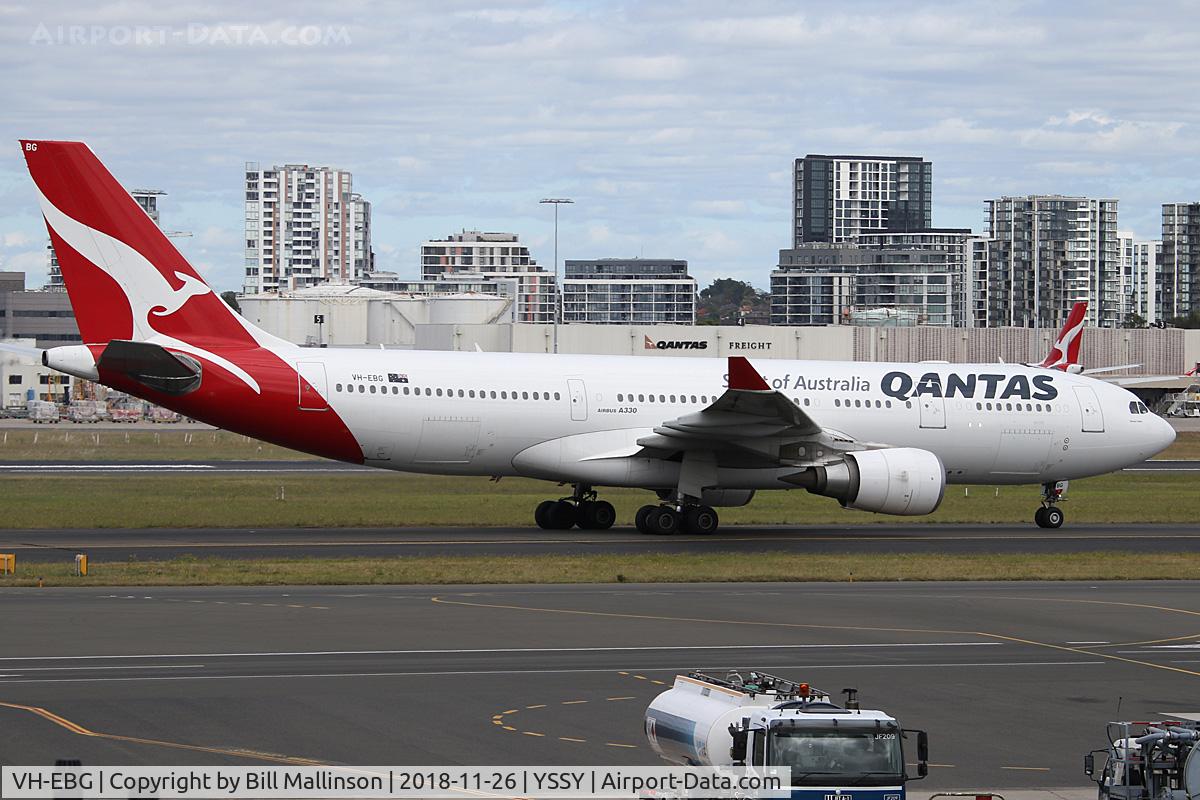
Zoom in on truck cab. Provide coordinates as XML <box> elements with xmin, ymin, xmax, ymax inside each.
<box><xmin>646</xmin><ymin>671</ymin><xmax>928</xmax><ymax>800</ymax></box>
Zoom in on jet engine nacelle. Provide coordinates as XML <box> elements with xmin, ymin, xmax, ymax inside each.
<box><xmin>700</xmin><ymin>489</ymin><xmax>755</xmax><ymax>507</ymax></box>
<box><xmin>795</xmin><ymin>447</ymin><xmax>946</xmax><ymax>516</ymax></box>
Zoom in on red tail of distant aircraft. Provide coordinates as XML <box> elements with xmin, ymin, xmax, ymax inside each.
<box><xmin>1039</xmin><ymin>301</ymin><xmax>1087</xmax><ymax>373</ymax></box>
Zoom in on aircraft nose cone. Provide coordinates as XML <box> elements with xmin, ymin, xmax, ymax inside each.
<box><xmin>1154</xmin><ymin>414</ymin><xmax>1177</xmax><ymax>454</ymax></box>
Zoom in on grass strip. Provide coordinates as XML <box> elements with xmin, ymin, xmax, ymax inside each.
<box><xmin>3</xmin><ymin>552</ymin><xmax>1199</xmax><ymax>587</ymax></box>
<box><xmin>0</xmin><ymin>470</ymin><xmax>1198</xmax><ymax>528</ymax></box>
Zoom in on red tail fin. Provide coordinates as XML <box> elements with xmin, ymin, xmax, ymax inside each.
<box><xmin>19</xmin><ymin>140</ymin><xmax>252</xmax><ymax>347</ymax></box>
<box><xmin>1040</xmin><ymin>301</ymin><xmax>1087</xmax><ymax>371</ymax></box>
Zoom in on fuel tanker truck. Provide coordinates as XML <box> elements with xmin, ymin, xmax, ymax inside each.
<box><xmin>645</xmin><ymin>671</ymin><xmax>928</xmax><ymax>799</ymax></box>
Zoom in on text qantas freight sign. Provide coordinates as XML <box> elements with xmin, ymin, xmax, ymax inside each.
<box><xmin>726</xmin><ymin>370</ymin><xmax>1059</xmax><ymax>402</ymax></box>
<box><xmin>645</xmin><ymin>336</ymin><xmax>708</xmax><ymax>350</ymax></box>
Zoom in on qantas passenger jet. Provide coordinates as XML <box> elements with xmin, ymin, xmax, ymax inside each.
<box><xmin>11</xmin><ymin>140</ymin><xmax>1176</xmax><ymax>533</ymax></box>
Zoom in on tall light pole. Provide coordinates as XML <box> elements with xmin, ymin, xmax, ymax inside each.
<box><xmin>540</xmin><ymin>197</ymin><xmax>573</xmax><ymax>353</ymax></box>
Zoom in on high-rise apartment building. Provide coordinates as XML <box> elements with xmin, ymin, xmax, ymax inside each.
<box><xmin>46</xmin><ymin>189</ymin><xmax>165</xmax><ymax>290</ymax></box>
<box><xmin>1116</xmin><ymin>232</ymin><xmax>1161</xmax><ymax>325</ymax></box>
<box><xmin>771</xmin><ymin>230</ymin><xmax>978</xmax><ymax>327</ymax></box>
<box><xmin>561</xmin><ymin>259</ymin><xmax>695</xmax><ymax>324</ymax></box>
<box><xmin>243</xmin><ymin>163</ymin><xmax>373</xmax><ymax>294</ymax></box>
<box><xmin>792</xmin><ymin>154</ymin><xmax>932</xmax><ymax>246</ymax></box>
<box><xmin>984</xmin><ymin>195</ymin><xmax>1119</xmax><ymax>329</ymax></box>
<box><xmin>421</xmin><ymin>230</ymin><xmax>555</xmax><ymax>323</ymax></box>
<box><xmin>1161</xmin><ymin>202</ymin><xmax>1200</xmax><ymax>321</ymax></box>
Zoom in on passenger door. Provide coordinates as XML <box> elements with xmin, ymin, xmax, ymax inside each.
<box><xmin>296</xmin><ymin>362</ymin><xmax>329</xmax><ymax>411</ymax></box>
<box><xmin>918</xmin><ymin>395</ymin><xmax>946</xmax><ymax>429</ymax></box>
<box><xmin>567</xmin><ymin>378</ymin><xmax>588</xmax><ymax>421</ymax></box>
<box><xmin>1073</xmin><ymin>386</ymin><xmax>1105</xmax><ymax>432</ymax></box>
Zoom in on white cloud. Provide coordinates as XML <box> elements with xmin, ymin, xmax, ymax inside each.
<box><xmin>599</xmin><ymin>55</ymin><xmax>690</xmax><ymax>81</ymax></box>
<box><xmin>0</xmin><ymin>0</ymin><xmax>1196</xmax><ymax>291</ymax></box>
<box><xmin>690</xmin><ymin>200</ymin><xmax>746</xmax><ymax>216</ymax></box>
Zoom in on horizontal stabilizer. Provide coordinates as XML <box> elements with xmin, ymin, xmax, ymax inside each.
<box><xmin>0</xmin><ymin>341</ymin><xmax>43</xmax><ymax>359</ymax></box>
<box><xmin>97</xmin><ymin>339</ymin><xmax>202</xmax><ymax>396</ymax></box>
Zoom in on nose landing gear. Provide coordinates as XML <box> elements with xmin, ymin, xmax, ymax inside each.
<box><xmin>1034</xmin><ymin>480</ymin><xmax>1068</xmax><ymax>529</ymax></box>
<box><xmin>534</xmin><ymin>485</ymin><xmax>616</xmax><ymax>530</ymax></box>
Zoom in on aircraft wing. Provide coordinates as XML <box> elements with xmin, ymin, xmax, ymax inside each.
<box><xmin>634</xmin><ymin>357</ymin><xmax>856</xmax><ymax>472</ymax></box>
<box><xmin>650</xmin><ymin>356</ymin><xmax>821</xmax><ymax>441</ymax></box>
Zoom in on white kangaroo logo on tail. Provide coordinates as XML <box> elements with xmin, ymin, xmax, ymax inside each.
<box><xmin>35</xmin><ymin>186</ymin><xmax>261</xmax><ymax>393</ymax></box>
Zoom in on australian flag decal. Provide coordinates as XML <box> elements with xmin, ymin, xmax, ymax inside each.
<box><xmin>388</xmin><ymin>373</ymin><xmax>409</xmax><ymax>384</ymax></box>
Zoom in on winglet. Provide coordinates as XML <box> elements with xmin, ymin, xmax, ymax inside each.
<box><xmin>1040</xmin><ymin>301</ymin><xmax>1087</xmax><ymax>370</ymax></box>
<box><xmin>728</xmin><ymin>356</ymin><xmax>771</xmax><ymax>391</ymax></box>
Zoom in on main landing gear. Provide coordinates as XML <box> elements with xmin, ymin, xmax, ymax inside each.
<box><xmin>534</xmin><ymin>485</ymin><xmax>616</xmax><ymax>530</ymax></box>
<box><xmin>1034</xmin><ymin>480</ymin><xmax>1067</xmax><ymax>529</ymax></box>
<box><xmin>634</xmin><ymin>503</ymin><xmax>719</xmax><ymax>536</ymax></box>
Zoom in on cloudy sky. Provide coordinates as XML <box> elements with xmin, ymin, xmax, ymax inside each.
<box><xmin>0</xmin><ymin>0</ymin><xmax>1197</xmax><ymax>292</ymax></box>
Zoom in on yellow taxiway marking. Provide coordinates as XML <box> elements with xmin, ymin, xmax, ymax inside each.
<box><xmin>0</xmin><ymin>700</ymin><xmax>320</xmax><ymax>765</ymax></box>
<box><xmin>606</xmin><ymin>696</ymin><xmax>636</xmax><ymax>701</ymax></box>
<box><xmin>606</xmin><ymin>742</ymin><xmax>637</xmax><ymax>749</ymax></box>
<box><xmin>561</xmin><ymin>700</ymin><xmax>587</xmax><ymax>705</ymax></box>
<box><xmin>559</xmin><ymin>737</ymin><xmax>586</xmax><ymax>743</ymax></box>
<box><xmin>521</xmin><ymin>731</ymin><xmax>544</xmax><ymax>737</ymax></box>
<box><xmin>525</xmin><ymin>704</ymin><xmax>546</xmax><ymax>709</ymax></box>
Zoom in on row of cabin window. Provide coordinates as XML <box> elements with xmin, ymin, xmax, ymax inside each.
<box><xmin>617</xmin><ymin>392</ymin><xmax>715</xmax><ymax>405</ymax></box>
<box><xmin>834</xmin><ymin>398</ymin><xmax>901</xmax><ymax>409</ymax></box>
<box><xmin>975</xmin><ymin>401</ymin><xmax>1050</xmax><ymax>412</ymax></box>
<box><xmin>336</xmin><ymin>383</ymin><xmax>562</xmax><ymax>401</ymax></box>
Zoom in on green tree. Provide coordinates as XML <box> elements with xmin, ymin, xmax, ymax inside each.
<box><xmin>696</xmin><ymin>278</ymin><xmax>770</xmax><ymax>325</ymax></box>
<box><xmin>220</xmin><ymin>291</ymin><xmax>241</xmax><ymax>314</ymax></box>
<box><xmin>1168</xmin><ymin>311</ymin><xmax>1200</xmax><ymax>329</ymax></box>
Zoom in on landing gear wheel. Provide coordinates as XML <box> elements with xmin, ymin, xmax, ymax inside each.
<box><xmin>682</xmin><ymin>505</ymin><xmax>719</xmax><ymax>535</ymax></box>
<box><xmin>1035</xmin><ymin>506</ymin><xmax>1064</xmax><ymax>529</ymax></box>
<box><xmin>534</xmin><ymin>500</ymin><xmax>555</xmax><ymax>530</ymax></box>
<box><xmin>578</xmin><ymin>500</ymin><xmax>616</xmax><ymax>530</ymax></box>
<box><xmin>647</xmin><ymin>506</ymin><xmax>681</xmax><ymax>535</ymax></box>
<box><xmin>635</xmin><ymin>505</ymin><xmax>657</xmax><ymax>534</ymax></box>
<box><xmin>545</xmin><ymin>500</ymin><xmax>578</xmax><ymax>530</ymax></box>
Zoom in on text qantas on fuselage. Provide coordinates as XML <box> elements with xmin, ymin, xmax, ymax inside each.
<box><xmin>11</xmin><ymin>140</ymin><xmax>1176</xmax><ymax>534</ymax></box>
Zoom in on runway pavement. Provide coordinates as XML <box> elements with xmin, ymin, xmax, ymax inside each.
<box><xmin>1</xmin><ymin>580</ymin><xmax>1198</xmax><ymax>792</ymax></box>
<box><xmin>4</xmin><ymin>523</ymin><xmax>1200</xmax><ymax>561</ymax></box>
<box><xmin>0</xmin><ymin>458</ymin><xmax>1196</xmax><ymax>473</ymax></box>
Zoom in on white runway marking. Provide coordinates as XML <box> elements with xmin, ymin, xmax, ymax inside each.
<box><xmin>0</xmin><ymin>660</ymin><xmax>1106</xmax><ymax>685</ymax></box>
<box><xmin>0</xmin><ymin>642</ymin><xmax>1001</xmax><ymax>662</ymax></box>
<box><xmin>0</xmin><ymin>464</ymin><xmax>215</xmax><ymax>470</ymax></box>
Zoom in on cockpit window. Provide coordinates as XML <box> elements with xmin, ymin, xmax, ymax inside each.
<box><xmin>1130</xmin><ymin>401</ymin><xmax>1139</xmax><ymax>414</ymax></box>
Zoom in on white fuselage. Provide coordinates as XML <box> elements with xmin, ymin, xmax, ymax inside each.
<box><xmin>295</xmin><ymin>349</ymin><xmax>1174</xmax><ymax>490</ymax></box>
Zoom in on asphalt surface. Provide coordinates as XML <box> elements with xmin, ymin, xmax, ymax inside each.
<box><xmin>0</xmin><ymin>581</ymin><xmax>1197</xmax><ymax>793</ymax></box>
<box><xmin>4</xmin><ymin>523</ymin><xmax>1200</xmax><ymax>561</ymax></box>
<box><xmin>0</xmin><ymin>458</ymin><xmax>1196</xmax><ymax>473</ymax></box>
